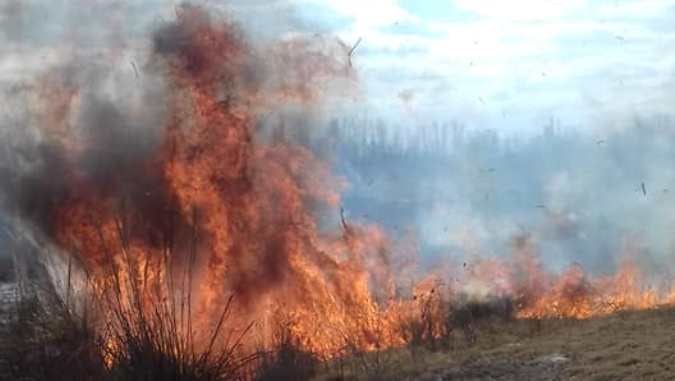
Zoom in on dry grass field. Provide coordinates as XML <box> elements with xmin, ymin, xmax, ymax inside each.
<box><xmin>316</xmin><ymin>308</ymin><xmax>675</xmax><ymax>381</ymax></box>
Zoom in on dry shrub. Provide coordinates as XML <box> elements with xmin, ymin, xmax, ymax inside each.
<box><xmin>253</xmin><ymin>323</ymin><xmax>319</xmax><ymax>381</ymax></box>
<box><xmin>5</xmin><ymin>282</ymin><xmax>106</xmax><ymax>381</ymax></box>
<box><xmin>0</xmin><ymin>256</ymin><xmax>13</xmax><ymax>283</ymax></box>
<box><xmin>3</xmin><ymin>217</ymin><xmax>258</xmax><ymax>381</ymax></box>
<box><xmin>447</xmin><ymin>295</ymin><xmax>514</xmax><ymax>344</ymax></box>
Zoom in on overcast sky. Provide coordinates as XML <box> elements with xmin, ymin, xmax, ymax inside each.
<box><xmin>2</xmin><ymin>0</ymin><xmax>675</xmax><ymax>135</ymax></box>
<box><xmin>287</xmin><ymin>0</ymin><xmax>675</xmax><ymax>134</ymax></box>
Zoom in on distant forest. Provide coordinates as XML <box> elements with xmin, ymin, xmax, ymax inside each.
<box><xmin>322</xmin><ymin>114</ymin><xmax>675</xmax><ymax>275</ymax></box>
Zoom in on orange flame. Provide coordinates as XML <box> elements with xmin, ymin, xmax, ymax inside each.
<box><xmin>42</xmin><ymin>5</ymin><xmax>413</xmax><ymax>359</ymax></box>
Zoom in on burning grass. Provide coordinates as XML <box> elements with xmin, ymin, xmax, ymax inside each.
<box><xmin>2</xmin><ymin>252</ymin><xmax>258</xmax><ymax>381</ymax></box>
<box><xmin>4</xmin><ymin>254</ymin><xmax>675</xmax><ymax>381</ymax></box>
<box><xmin>0</xmin><ymin>264</ymin><xmax>514</xmax><ymax>381</ymax></box>
<box><xmin>8</xmin><ymin>4</ymin><xmax>415</xmax><ymax>360</ymax></box>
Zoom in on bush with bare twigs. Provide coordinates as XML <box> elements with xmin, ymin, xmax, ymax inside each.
<box><xmin>3</xmin><ymin>216</ymin><xmax>258</xmax><ymax>381</ymax></box>
<box><xmin>253</xmin><ymin>323</ymin><xmax>319</xmax><ymax>381</ymax></box>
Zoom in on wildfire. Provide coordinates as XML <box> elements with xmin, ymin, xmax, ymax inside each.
<box><xmin>36</xmin><ymin>5</ymin><xmax>413</xmax><ymax>360</ymax></box>
<box><xmin>516</xmin><ymin>260</ymin><xmax>674</xmax><ymax>319</ymax></box>
<box><xmin>12</xmin><ymin>3</ymin><xmax>675</xmax><ymax>368</ymax></box>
